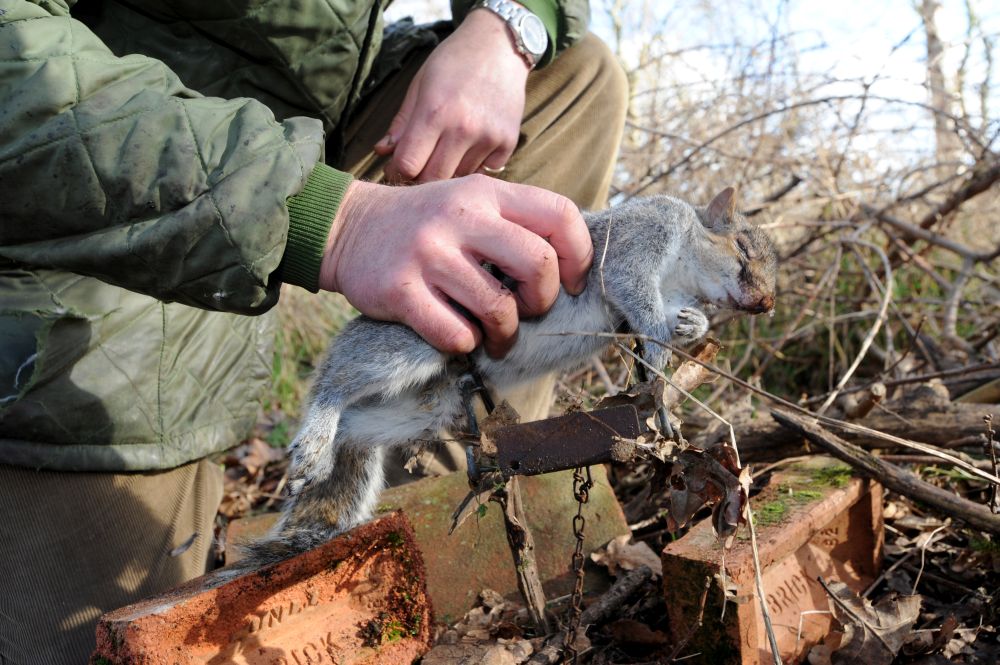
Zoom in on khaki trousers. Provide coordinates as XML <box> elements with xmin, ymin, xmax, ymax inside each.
<box><xmin>0</xmin><ymin>31</ymin><xmax>626</xmax><ymax>665</ymax></box>
<box><xmin>0</xmin><ymin>460</ymin><xmax>224</xmax><ymax>664</ymax></box>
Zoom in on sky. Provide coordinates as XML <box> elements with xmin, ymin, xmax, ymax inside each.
<box><xmin>385</xmin><ymin>0</ymin><xmax>999</xmax><ymax>128</ymax></box>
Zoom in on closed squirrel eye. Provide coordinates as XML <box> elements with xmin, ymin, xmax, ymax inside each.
<box><xmin>735</xmin><ymin>238</ymin><xmax>750</xmax><ymax>258</ymax></box>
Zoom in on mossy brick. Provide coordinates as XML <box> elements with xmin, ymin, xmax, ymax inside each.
<box><xmin>661</xmin><ymin>457</ymin><xmax>883</xmax><ymax>665</ymax></box>
<box><xmin>228</xmin><ymin>467</ymin><xmax>629</xmax><ymax>622</ymax></box>
<box><xmin>90</xmin><ymin>512</ymin><xmax>431</xmax><ymax>665</ymax></box>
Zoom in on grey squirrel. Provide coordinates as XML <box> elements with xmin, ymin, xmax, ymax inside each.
<box><xmin>243</xmin><ymin>187</ymin><xmax>776</xmax><ymax>567</ymax></box>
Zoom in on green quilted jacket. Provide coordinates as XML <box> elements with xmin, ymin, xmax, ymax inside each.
<box><xmin>0</xmin><ymin>0</ymin><xmax>589</xmax><ymax>471</ymax></box>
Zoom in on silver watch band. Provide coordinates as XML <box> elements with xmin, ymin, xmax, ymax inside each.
<box><xmin>472</xmin><ymin>0</ymin><xmax>548</xmax><ymax>69</ymax></box>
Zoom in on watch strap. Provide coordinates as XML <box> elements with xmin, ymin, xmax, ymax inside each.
<box><xmin>473</xmin><ymin>0</ymin><xmax>548</xmax><ymax>68</ymax></box>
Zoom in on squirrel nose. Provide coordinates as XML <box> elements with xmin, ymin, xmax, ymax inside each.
<box><xmin>747</xmin><ymin>294</ymin><xmax>774</xmax><ymax>314</ymax></box>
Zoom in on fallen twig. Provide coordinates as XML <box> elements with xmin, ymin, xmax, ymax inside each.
<box><xmin>493</xmin><ymin>476</ymin><xmax>551</xmax><ymax>634</ymax></box>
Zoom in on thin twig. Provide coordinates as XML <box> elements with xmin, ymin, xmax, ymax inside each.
<box><xmin>817</xmin><ymin>577</ymin><xmax>895</xmax><ymax>653</ymax></box>
<box><xmin>986</xmin><ymin>415</ymin><xmax>999</xmax><ymax>514</ymax></box>
<box><xmin>747</xmin><ymin>508</ymin><xmax>784</xmax><ymax>665</ymax></box>
<box><xmin>816</xmin><ymin>239</ymin><xmax>894</xmax><ymax>414</ymax></box>
<box><xmin>864</xmin><ymin>203</ymin><xmax>1000</xmax><ymax>262</ymax></box>
<box><xmin>912</xmin><ymin>522</ymin><xmax>950</xmax><ymax>594</ymax></box>
<box><xmin>668</xmin><ymin>576</ymin><xmax>712</xmax><ymax>661</ymax></box>
<box><xmin>802</xmin><ymin>361</ymin><xmax>1000</xmax><ymax>404</ymax></box>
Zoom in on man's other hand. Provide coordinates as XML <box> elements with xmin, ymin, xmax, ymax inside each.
<box><xmin>318</xmin><ymin>176</ymin><xmax>593</xmax><ymax>358</ymax></box>
<box><xmin>374</xmin><ymin>9</ymin><xmax>530</xmax><ymax>182</ymax></box>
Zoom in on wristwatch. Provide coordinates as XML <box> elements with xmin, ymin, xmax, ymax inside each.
<box><xmin>472</xmin><ymin>0</ymin><xmax>549</xmax><ymax>69</ymax></box>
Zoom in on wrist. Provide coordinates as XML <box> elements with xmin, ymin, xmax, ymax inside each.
<box><xmin>466</xmin><ymin>1</ymin><xmax>543</xmax><ymax>72</ymax></box>
<box><xmin>319</xmin><ymin>179</ymin><xmax>383</xmax><ymax>293</ymax></box>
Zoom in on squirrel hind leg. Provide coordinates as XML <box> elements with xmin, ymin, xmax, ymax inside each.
<box><xmin>286</xmin><ymin>401</ymin><xmax>344</xmax><ymax>496</ymax></box>
<box><xmin>239</xmin><ymin>442</ymin><xmax>386</xmax><ymax>570</ymax></box>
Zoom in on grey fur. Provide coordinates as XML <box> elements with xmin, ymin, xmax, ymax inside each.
<box><xmin>241</xmin><ymin>191</ymin><xmax>777</xmax><ymax>568</ymax></box>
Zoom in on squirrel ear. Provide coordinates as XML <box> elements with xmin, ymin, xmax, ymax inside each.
<box><xmin>706</xmin><ymin>187</ymin><xmax>738</xmax><ymax>230</ymax></box>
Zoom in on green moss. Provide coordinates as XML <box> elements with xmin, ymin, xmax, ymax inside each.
<box><xmin>775</xmin><ymin>484</ymin><xmax>824</xmax><ymax>502</ymax></box>
<box><xmin>756</xmin><ymin>499</ymin><xmax>789</xmax><ymax>525</ymax></box>
<box><xmin>93</xmin><ymin>658</ymin><xmax>112</xmax><ymax>665</ymax></box>
<box><xmin>385</xmin><ymin>531</ymin><xmax>404</xmax><ymax>547</ymax></box>
<box><xmin>790</xmin><ymin>463</ymin><xmax>854</xmax><ymax>489</ymax></box>
<box><xmin>811</xmin><ymin>464</ymin><xmax>853</xmax><ymax>488</ymax></box>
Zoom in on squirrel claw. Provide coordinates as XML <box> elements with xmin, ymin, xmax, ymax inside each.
<box><xmin>674</xmin><ymin>307</ymin><xmax>709</xmax><ymax>343</ymax></box>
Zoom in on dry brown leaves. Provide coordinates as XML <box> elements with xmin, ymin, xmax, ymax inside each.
<box><xmin>217</xmin><ymin>437</ymin><xmax>287</xmax><ymax>519</ymax></box>
<box><xmin>590</xmin><ymin>535</ymin><xmax>663</xmax><ymax>578</ymax></box>
<box><xmin>809</xmin><ymin>580</ymin><xmax>921</xmax><ymax>665</ymax></box>
<box><xmin>423</xmin><ymin>589</ymin><xmax>536</xmax><ymax>665</ymax></box>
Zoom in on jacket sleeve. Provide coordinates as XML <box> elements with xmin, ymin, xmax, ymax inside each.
<box><xmin>450</xmin><ymin>0</ymin><xmax>590</xmax><ymax>67</ymax></box>
<box><xmin>0</xmin><ymin>0</ymin><xmax>351</xmax><ymax>314</ymax></box>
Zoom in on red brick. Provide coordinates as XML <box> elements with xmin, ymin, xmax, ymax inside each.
<box><xmin>661</xmin><ymin>458</ymin><xmax>883</xmax><ymax>665</ymax></box>
<box><xmin>91</xmin><ymin>512</ymin><xmax>431</xmax><ymax>665</ymax></box>
<box><xmin>228</xmin><ymin>467</ymin><xmax>629</xmax><ymax>622</ymax></box>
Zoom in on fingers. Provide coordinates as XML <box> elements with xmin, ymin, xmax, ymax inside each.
<box><xmin>429</xmin><ymin>251</ymin><xmax>520</xmax><ymax>358</ymax></box>
<box><xmin>398</xmin><ymin>280</ymin><xmax>483</xmax><ymax>355</ymax></box>
<box><xmin>463</xmin><ymin>220</ymin><xmax>560</xmax><ymax>318</ymax></box>
<box><xmin>388</xmin><ymin>123</ymin><xmax>509</xmax><ymax>182</ymax></box>
<box><xmin>378</xmin><ymin>81</ymin><xmax>514</xmax><ymax>181</ymax></box>
<box><xmin>480</xmin><ymin>144</ymin><xmax>515</xmax><ymax>173</ymax></box>
<box><xmin>455</xmin><ymin>139</ymin><xmax>499</xmax><ymax>179</ymax></box>
<box><xmin>385</xmin><ymin>126</ymin><xmax>439</xmax><ymax>183</ymax></box>
<box><xmin>375</xmin><ymin>71</ymin><xmax>421</xmax><ymax>158</ymax></box>
<box><xmin>493</xmin><ymin>182</ymin><xmax>594</xmax><ymax>295</ymax></box>
<box><xmin>417</xmin><ymin>133</ymin><xmax>468</xmax><ymax>183</ymax></box>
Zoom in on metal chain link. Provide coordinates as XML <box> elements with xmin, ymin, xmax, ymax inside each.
<box><xmin>563</xmin><ymin>465</ymin><xmax>593</xmax><ymax>662</ymax></box>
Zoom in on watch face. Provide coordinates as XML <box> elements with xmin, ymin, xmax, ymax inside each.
<box><xmin>519</xmin><ymin>14</ymin><xmax>548</xmax><ymax>56</ymax></box>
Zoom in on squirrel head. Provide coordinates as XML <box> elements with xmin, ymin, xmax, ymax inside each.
<box><xmin>693</xmin><ymin>187</ymin><xmax>777</xmax><ymax>314</ymax></box>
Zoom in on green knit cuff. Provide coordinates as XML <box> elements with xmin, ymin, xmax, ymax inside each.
<box><xmin>281</xmin><ymin>163</ymin><xmax>353</xmax><ymax>292</ymax></box>
<box><xmin>518</xmin><ymin>0</ymin><xmax>558</xmax><ymax>67</ymax></box>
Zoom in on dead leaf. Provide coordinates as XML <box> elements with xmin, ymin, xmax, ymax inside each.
<box><xmin>594</xmin><ymin>378</ymin><xmax>666</xmax><ymax>414</ymax></box>
<box><xmin>822</xmin><ymin>579</ymin><xmax>922</xmax><ymax>665</ymax></box>
<box><xmin>421</xmin><ymin>639</ymin><xmax>533</xmax><ymax>665</ymax></box>
<box><xmin>662</xmin><ymin>338</ymin><xmax>721</xmax><ymax>407</ymax></box>
<box><xmin>591</xmin><ymin>534</ymin><xmax>663</xmax><ymax>578</ymax></box>
<box><xmin>230</xmin><ymin>437</ymin><xmax>284</xmax><ymax>477</ymax></box>
<box><xmin>902</xmin><ymin>615</ymin><xmax>957</xmax><ymax>656</ymax></box>
<box><xmin>649</xmin><ymin>446</ymin><xmax>745</xmax><ymax>537</ymax></box>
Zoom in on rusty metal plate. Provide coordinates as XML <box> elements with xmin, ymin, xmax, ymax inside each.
<box><xmin>493</xmin><ymin>405</ymin><xmax>643</xmax><ymax>477</ymax></box>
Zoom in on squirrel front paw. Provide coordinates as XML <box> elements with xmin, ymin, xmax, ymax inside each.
<box><xmin>674</xmin><ymin>307</ymin><xmax>709</xmax><ymax>344</ymax></box>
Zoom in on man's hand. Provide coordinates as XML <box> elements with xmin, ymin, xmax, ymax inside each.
<box><xmin>374</xmin><ymin>8</ymin><xmax>531</xmax><ymax>182</ymax></box>
<box><xmin>319</xmin><ymin>175</ymin><xmax>593</xmax><ymax>358</ymax></box>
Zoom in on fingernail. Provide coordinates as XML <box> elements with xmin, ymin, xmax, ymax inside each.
<box><xmin>569</xmin><ymin>276</ymin><xmax>588</xmax><ymax>295</ymax></box>
<box><xmin>378</xmin><ymin>133</ymin><xmax>396</xmax><ymax>148</ymax></box>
